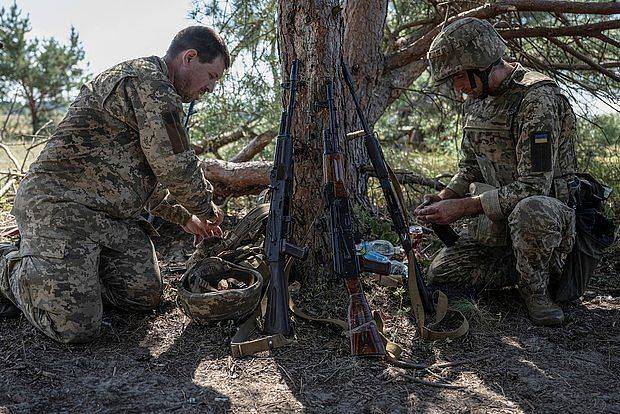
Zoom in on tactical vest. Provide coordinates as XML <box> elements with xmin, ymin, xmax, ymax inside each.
<box><xmin>463</xmin><ymin>69</ymin><xmax>576</xmax><ymax>205</ymax></box>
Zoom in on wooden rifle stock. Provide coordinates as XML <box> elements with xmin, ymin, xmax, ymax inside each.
<box><xmin>322</xmin><ymin>80</ymin><xmax>385</xmax><ymax>357</ymax></box>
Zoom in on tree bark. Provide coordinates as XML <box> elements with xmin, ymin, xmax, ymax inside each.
<box><xmin>277</xmin><ymin>0</ymin><xmax>344</xmax><ymax>281</ymax></box>
<box><xmin>341</xmin><ymin>0</ymin><xmax>389</xmax><ymax>208</ymax></box>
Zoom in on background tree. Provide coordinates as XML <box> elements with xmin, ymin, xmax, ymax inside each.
<box><xmin>0</xmin><ymin>2</ymin><xmax>86</xmax><ymax>134</ymax></box>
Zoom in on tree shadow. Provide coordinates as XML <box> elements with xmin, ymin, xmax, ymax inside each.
<box><xmin>260</xmin><ymin>284</ymin><xmax>620</xmax><ymax>413</ymax></box>
<box><xmin>0</xmin><ymin>294</ymin><xmax>231</xmax><ymax>414</ymax></box>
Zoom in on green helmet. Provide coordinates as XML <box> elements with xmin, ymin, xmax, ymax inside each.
<box><xmin>427</xmin><ymin>17</ymin><xmax>506</xmax><ymax>84</ymax></box>
<box><xmin>178</xmin><ymin>257</ymin><xmax>263</xmax><ymax>323</ymax></box>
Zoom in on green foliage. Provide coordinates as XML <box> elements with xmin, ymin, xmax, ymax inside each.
<box><xmin>575</xmin><ymin>113</ymin><xmax>620</xmax><ymax>215</ymax></box>
<box><xmin>188</xmin><ymin>0</ymin><xmax>280</xmax><ymax>151</ymax></box>
<box><xmin>0</xmin><ymin>2</ymin><xmax>86</xmax><ymax>133</ymax></box>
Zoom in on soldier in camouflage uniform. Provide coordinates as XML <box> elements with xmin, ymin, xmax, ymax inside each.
<box><xmin>0</xmin><ymin>26</ymin><xmax>230</xmax><ymax>343</ymax></box>
<box><xmin>415</xmin><ymin>18</ymin><xmax>577</xmax><ymax>326</ymax></box>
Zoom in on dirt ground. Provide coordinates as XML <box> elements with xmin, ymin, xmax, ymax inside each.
<box><xmin>0</xmin><ymin>221</ymin><xmax>618</xmax><ymax>414</ymax></box>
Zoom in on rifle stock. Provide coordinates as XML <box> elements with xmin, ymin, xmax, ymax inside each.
<box><xmin>323</xmin><ymin>80</ymin><xmax>385</xmax><ymax>357</ymax></box>
<box><xmin>264</xmin><ymin>59</ymin><xmax>308</xmax><ymax>336</ymax></box>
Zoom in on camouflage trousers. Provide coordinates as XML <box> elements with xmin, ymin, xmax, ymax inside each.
<box><xmin>0</xmin><ymin>220</ymin><xmax>162</xmax><ymax>344</ymax></box>
<box><xmin>428</xmin><ymin>196</ymin><xmax>576</xmax><ymax>296</ymax></box>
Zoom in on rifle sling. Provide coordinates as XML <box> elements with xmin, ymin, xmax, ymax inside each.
<box><xmin>387</xmin><ymin>166</ymin><xmax>469</xmax><ymax>340</ymax></box>
<box><xmin>229</xmin><ymin>176</ymin><xmax>468</xmax><ymax>359</ymax></box>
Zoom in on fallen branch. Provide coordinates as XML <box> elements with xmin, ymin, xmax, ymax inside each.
<box><xmin>229</xmin><ymin>130</ymin><xmax>276</xmax><ymax>163</ymax></box>
<box><xmin>502</xmin><ymin>0</ymin><xmax>620</xmax><ymax>15</ymax></box>
<box><xmin>0</xmin><ymin>178</ymin><xmax>16</xmax><ymax>199</ymax></box>
<box><xmin>387</xmin><ymin>354</ymin><xmax>491</xmax><ymax>371</ymax></box>
<box><xmin>509</xmin><ymin>59</ymin><xmax>620</xmax><ymax>71</ymax></box>
<box><xmin>385</xmin><ymin>1</ymin><xmax>620</xmax><ymax>73</ymax></box>
<box><xmin>362</xmin><ymin>166</ymin><xmax>447</xmax><ymax>190</ymax></box>
<box><xmin>0</xmin><ymin>171</ymin><xmax>26</xmax><ymax>177</ymax></box>
<box><xmin>0</xmin><ymin>143</ymin><xmax>21</xmax><ymax>171</ymax></box>
<box><xmin>201</xmin><ymin>158</ymin><xmax>270</xmax><ymax>197</ymax></box>
<box><xmin>595</xmin><ymin>33</ymin><xmax>620</xmax><ymax>50</ymax></box>
<box><xmin>497</xmin><ymin>19</ymin><xmax>620</xmax><ymax>39</ymax></box>
<box><xmin>547</xmin><ymin>37</ymin><xmax>620</xmax><ymax>82</ymax></box>
<box><xmin>401</xmin><ymin>374</ymin><xmax>466</xmax><ymax>389</ymax></box>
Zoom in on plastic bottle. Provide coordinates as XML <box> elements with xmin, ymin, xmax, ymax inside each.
<box><xmin>389</xmin><ymin>260</ymin><xmax>408</xmax><ymax>277</ymax></box>
<box><xmin>356</xmin><ymin>239</ymin><xmax>403</xmax><ymax>259</ymax></box>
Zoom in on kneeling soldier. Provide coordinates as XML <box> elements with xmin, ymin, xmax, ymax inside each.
<box><xmin>0</xmin><ymin>26</ymin><xmax>229</xmax><ymax>342</ymax></box>
<box><xmin>416</xmin><ymin>18</ymin><xmax>578</xmax><ymax>326</ymax></box>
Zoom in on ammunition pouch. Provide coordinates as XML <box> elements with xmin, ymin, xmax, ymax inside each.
<box><xmin>468</xmin><ymin>182</ymin><xmax>508</xmax><ymax>247</ymax></box>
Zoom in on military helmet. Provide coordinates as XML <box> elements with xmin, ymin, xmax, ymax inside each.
<box><xmin>178</xmin><ymin>257</ymin><xmax>263</xmax><ymax>323</ymax></box>
<box><xmin>427</xmin><ymin>17</ymin><xmax>506</xmax><ymax>84</ymax></box>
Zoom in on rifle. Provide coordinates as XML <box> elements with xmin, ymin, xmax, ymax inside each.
<box><xmin>341</xmin><ymin>60</ymin><xmax>434</xmax><ymax>314</ymax></box>
<box><xmin>264</xmin><ymin>59</ymin><xmax>308</xmax><ymax>336</ymax></box>
<box><xmin>322</xmin><ymin>80</ymin><xmax>385</xmax><ymax>357</ymax></box>
<box><xmin>341</xmin><ymin>59</ymin><xmax>468</xmax><ymax>340</ymax></box>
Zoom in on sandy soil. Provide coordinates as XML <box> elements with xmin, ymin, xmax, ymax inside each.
<box><xmin>0</xmin><ymin>223</ymin><xmax>618</xmax><ymax>414</ymax></box>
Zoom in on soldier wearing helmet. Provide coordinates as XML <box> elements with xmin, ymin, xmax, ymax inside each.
<box><xmin>415</xmin><ymin>18</ymin><xmax>578</xmax><ymax>326</ymax></box>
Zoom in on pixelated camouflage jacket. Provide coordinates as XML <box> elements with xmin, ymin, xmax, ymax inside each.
<box><xmin>13</xmin><ymin>56</ymin><xmax>216</xmax><ymax>235</ymax></box>
<box><xmin>446</xmin><ymin>64</ymin><xmax>578</xmax><ymax>221</ymax></box>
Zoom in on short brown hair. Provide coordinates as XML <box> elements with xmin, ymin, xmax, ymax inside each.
<box><xmin>166</xmin><ymin>26</ymin><xmax>230</xmax><ymax>68</ymax></box>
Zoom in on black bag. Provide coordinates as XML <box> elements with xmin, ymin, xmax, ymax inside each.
<box><xmin>552</xmin><ymin>173</ymin><xmax>616</xmax><ymax>302</ymax></box>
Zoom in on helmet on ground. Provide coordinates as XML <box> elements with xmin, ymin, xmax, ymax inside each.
<box><xmin>178</xmin><ymin>257</ymin><xmax>262</xmax><ymax>323</ymax></box>
<box><xmin>427</xmin><ymin>17</ymin><xmax>506</xmax><ymax>85</ymax></box>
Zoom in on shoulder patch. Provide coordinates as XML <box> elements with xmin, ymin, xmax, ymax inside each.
<box><xmin>530</xmin><ymin>132</ymin><xmax>552</xmax><ymax>172</ymax></box>
<box><xmin>162</xmin><ymin>111</ymin><xmax>189</xmax><ymax>154</ymax></box>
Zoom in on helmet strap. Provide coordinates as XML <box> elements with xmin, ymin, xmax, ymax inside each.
<box><xmin>466</xmin><ymin>59</ymin><xmax>501</xmax><ymax>99</ymax></box>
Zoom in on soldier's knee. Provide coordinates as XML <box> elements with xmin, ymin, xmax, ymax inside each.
<box><xmin>133</xmin><ymin>273</ymin><xmax>163</xmax><ymax>309</ymax></box>
<box><xmin>106</xmin><ymin>278</ymin><xmax>162</xmax><ymax>311</ymax></box>
<box><xmin>509</xmin><ymin>196</ymin><xmax>550</xmax><ymax>225</ymax></box>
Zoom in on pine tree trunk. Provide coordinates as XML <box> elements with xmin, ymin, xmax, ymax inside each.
<box><xmin>277</xmin><ymin>0</ymin><xmax>388</xmax><ymax>282</ymax></box>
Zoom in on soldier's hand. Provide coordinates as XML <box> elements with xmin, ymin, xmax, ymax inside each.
<box><xmin>211</xmin><ymin>205</ymin><xmax>225</xmax><ymax>227</ymax></box>
<box><xmin>416</xmin><ymin>199</ymin><xmax>465</xmax><ymax>225</ymax></box>
<box><xmin>182</xmin><ymin>215</ymin><xmax>224</xmax><ymax>246</ymax></box>
<box><xmin>416</xmin><ymin>197</ymin><xmax>482</xmax><ymax>225</ymax></box>
<box><xmin>414</xmin><ymin>194</ymin><xmax>442</xmax><ymax>215</ymax></box>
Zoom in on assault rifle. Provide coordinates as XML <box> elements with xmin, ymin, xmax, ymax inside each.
<box><xmin>264</xmin><ymin>59</ymin><xmax>308</xmax><ymax>336</ymax></box>
<box><xmin>322</xmin><ymin>80</ymin><xmax>386</xmax><ymax>357</ymax></box>
<box><xmin>341</xmin><ymin>60</ymin><xmax>435</xmax><ymax>315</ymax></box>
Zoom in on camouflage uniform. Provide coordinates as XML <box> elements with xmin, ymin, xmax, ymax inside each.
<box><xmin>428</xmin><ymin>64</ymin><xmax>578</xmax><ymax>299</ymax></box>
<box><xmin>0</xmin><ymin>56</ymin><xmax>217</xmax><ymax>343</ymax></box>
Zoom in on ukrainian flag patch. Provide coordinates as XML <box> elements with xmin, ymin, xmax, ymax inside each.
<box><xmin>530</xmin><ymin>131</ymin><xmax>552</xmax><ymax>172</ymax></box>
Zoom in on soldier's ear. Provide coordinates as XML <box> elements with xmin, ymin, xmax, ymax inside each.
<box><xmin>185</xmin><ymin>49</ymin><xmax>198</xmax><ymax>64</ymax></box>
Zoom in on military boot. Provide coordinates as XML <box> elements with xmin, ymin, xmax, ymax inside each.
<box><xmin>0</xmin><ymin>242</ymin><xmax>20</xmax><ymax>318</ymax></box>
<box><xmin>522</xmin><ymin>292</ymin><xmax>564</xmax><ymax>327</ymax></box>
